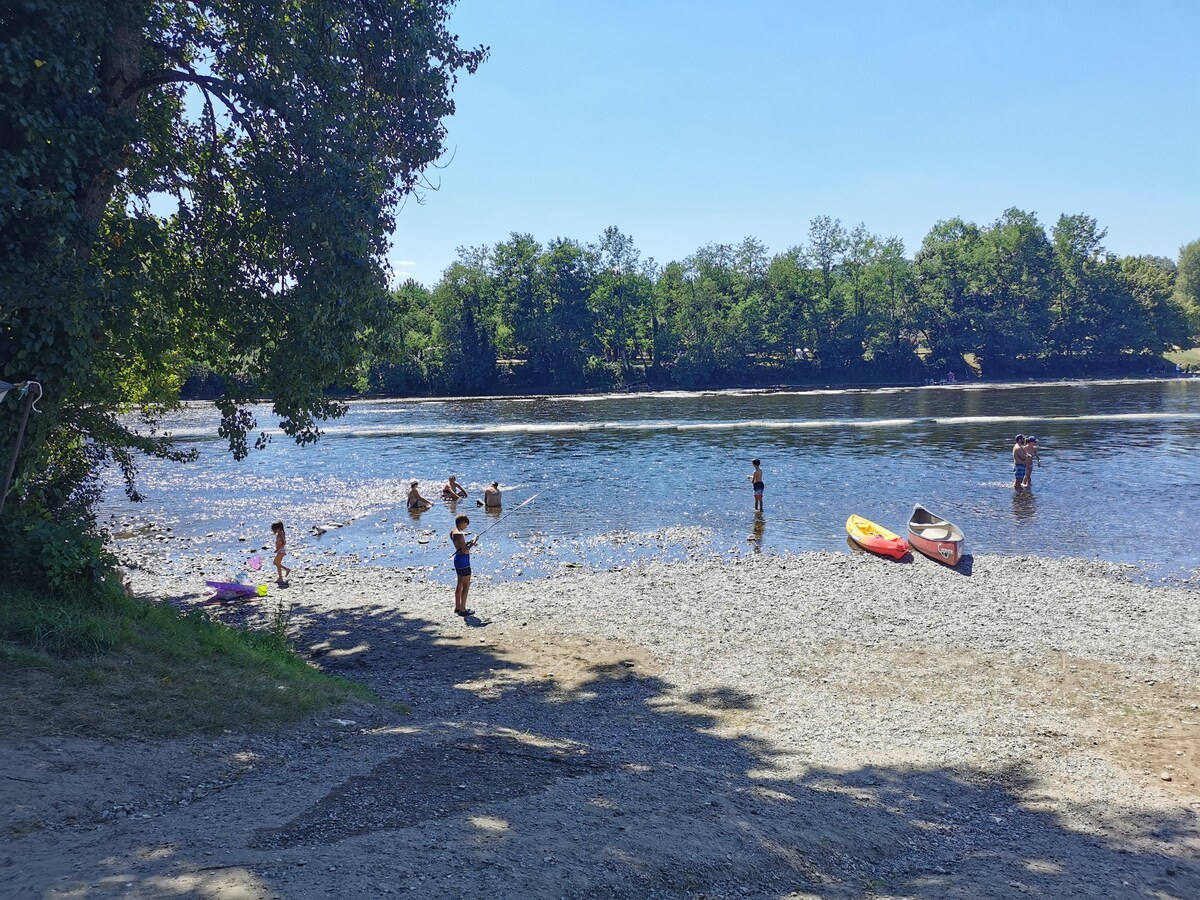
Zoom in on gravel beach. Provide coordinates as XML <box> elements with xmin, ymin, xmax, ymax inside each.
<box><xmin>4</xmin><ymin>550</ymin><xmax>1199</xmax><ymax>898</ymax></box>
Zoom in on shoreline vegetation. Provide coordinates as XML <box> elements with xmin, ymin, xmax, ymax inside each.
<box><xmin>4</xmin><ymin>551</ymin><xmax>1198</xmax><ymax>894</ymax></box>
<box><xmin>175</xmin><ymin>218</ymin><xmax>1200</xmax><ymax>402</ymax></box>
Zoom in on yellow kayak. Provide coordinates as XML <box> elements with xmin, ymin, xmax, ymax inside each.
<box><xmin>846</xmin><ymin>514</ymin><xmax>909</xmax><ymax>559</ymax></box>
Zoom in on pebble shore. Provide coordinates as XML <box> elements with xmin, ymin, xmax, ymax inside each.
<box><xmin>6</xmin><ymin>547</ymin><xmax>1199</xmax><ymax>897</ymax></box>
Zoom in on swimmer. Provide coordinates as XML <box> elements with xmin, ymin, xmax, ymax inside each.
<box><xmin>1022</xmin><ymin>436</ymin><xmax>1039</xmax><ymax>489</ymax></box>
<box><xmin>270</xmin><ymin>521</ymin><xmax>292</xmax><ymax>584</ymax></box>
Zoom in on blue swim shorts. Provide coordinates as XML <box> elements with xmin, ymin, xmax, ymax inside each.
<box><xmin>1014</xmin><ymin>463</ymin><xmax>1027</xmax><ymax>480</ymax></box>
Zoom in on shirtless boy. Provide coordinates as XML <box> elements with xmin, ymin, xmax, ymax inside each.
<box><xmin>747</xmin><ymin>458</ymin><xmax>765</xmax><ymax>511</ymax></box>
<box><xmin>441</xmin><ymin>474</ymin><xmax>468</xmax><ymax>501</ymax></box>
<box><xmin>1022</xmin><ymin>436</ymin><xmax>1039</xmax><ymax>489</ymax></box>
<box><xmin>407</xmin><ymin>480</ymin><xmax>433</xmax><ymax>511</ymax></box>
<box><xmin>1012</xmin><ymin>435</ymin><xmax>1028</xmax><ymax>490</ymax></box>
<box><xmin>481</xmin><ymin>481</ymin><xmax>502</xmax><ymax>509</ymax></box>
<box><xmin>450</xmin><ymin>514</ymin><xmax>477</xmax><ymax>616</ymax></box>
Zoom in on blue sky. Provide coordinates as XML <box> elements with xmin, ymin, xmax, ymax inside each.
<box><xmin>388</xmin><ymin>0</ymin><xmax>1200</xmax><ymax>284</ymax></box>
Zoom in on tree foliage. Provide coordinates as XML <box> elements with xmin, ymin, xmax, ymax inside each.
<box><xmin>363</xmin><ymin>215</ymin><xmax>1197</xmax><ymax>395</ymax></box>
<box><xmin>1174</xmin><ymin>239</ymin><xmax>1200</xmax><ymax>343</ymax></box>
<box><xmin>1</xmin><ymin>0</ymin><xmax>485</xmax><ymax>542</ymax></box>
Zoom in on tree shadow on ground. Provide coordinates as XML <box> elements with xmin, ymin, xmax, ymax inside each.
<box><xmin>15</xmin><ymin>595</ymin><xmax>1197</xmax><ymax>899</ymax></box>
<box><xmin>254</xmin><ymin>598</ymin><xmax>1199</xmax><ymax>898</ymax></box>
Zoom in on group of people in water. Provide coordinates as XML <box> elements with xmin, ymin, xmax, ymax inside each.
<box><xmin>406</xmin><ymin>475</ymin><xmax>502</xmax><ymax>512</ymax></box>
<box><xmin>1011</xmin><ymin>434</ymin><xmax>1040</xmax><ymax>490</ymax></box>
<box><xmin>404</xmin><ymin>475</ymin><xmax>505</xmax><ymax>617</ymax></box>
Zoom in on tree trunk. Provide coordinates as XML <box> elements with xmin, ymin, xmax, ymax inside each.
<box><xmin>74</xmin><ymin>22</ymin><xmax>143</xmax><ymax>251</ymax></box>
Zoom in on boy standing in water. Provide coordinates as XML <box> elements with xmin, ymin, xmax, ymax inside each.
<box><xmin>748</xmin><ymin>458</ymin><xmax>765</xmax><ymax>511</ymax></box>
<box><xmin>271</xmin><ymin>521</ymin><xmax>292</xmax><ymax>584</ymax></box>
<box><xmin>1012</xmin><ymin>435</ymin><xmax>1028</xmax><ymax>490</ymax></box>
<box><xmin>450</xmin><ymin>514</ymin><xmax>477</xmax><ymax>617</ymax></box>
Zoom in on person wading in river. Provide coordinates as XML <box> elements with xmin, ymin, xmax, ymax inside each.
<box><xmin>479</xmin><ymin>481</ymin><xmax>502</xmax><ymax>509</ymax></box>
<box><xmin>407</xmin><ymin>480</ymin><xmax>433</xmax><ymax>511</ymax></box>
<box><xmin>1012</xmin><ymin>435</ymin><xmax>1029</xmax><ymax>490</ymax></box>
<box><xmin>747</xmin><ymin>458</ymin><xmax>765</xmax><ymax>511</ymax></box>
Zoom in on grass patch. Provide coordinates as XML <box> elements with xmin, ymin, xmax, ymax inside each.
<box><xmin>1165</xmin><ymin>347</ymin><xmax>1200</xmax><ymax>372</ymax></box>
<box><xmin>0</xmin><ymin>583</ymin><xmax>371</xmax><ymax>738</ymax></box>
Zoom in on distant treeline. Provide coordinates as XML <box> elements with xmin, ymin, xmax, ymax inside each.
<box><xmin>191</xmin><ymin>211</ymin><xmax>1200</xmax><ymax>398</ymax></box>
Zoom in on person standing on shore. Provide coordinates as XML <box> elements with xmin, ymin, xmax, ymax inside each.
<box><xmin>450</xmin><ymin>514</ymin><xmax>477</xmax><ymax>616</ymax></box>
<box><xmin>1022</xmin><ymin>436</ymin><xmax>1039</xmax><ymax>489</ymax></box>
<box><xmin>271</xmin><ymin>521</ymin><xmax>292</xmax><ymax>585</ymax></box>
<box><xmin>747</xmin><ymin>458</ymin><xmax>765</xmax><ymax>511</ymax></box>
<box><xmin>1012</xmin><ymin>435</ymin><xmax>1028</xmax><ymax>490</ymax></box>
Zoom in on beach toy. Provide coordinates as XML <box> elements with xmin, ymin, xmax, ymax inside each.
<box><xmin>247</xmin><ymin>555</ymin><xmax>263</xmax><ymax>571</ymax></box>
<box><xmin>205</xmin><ymin>580</ymin><xmax>260</xmax><ymax>598</ymax></box>
<box><xmin>257</xmin><ymin>584</ymin><xmax>269</xmax><ymax>596</ymax></box>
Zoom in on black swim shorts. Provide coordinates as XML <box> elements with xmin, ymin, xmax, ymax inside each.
<box><xmin>455</xmin><ymin>566</ymin><xmax>472</xmax><ymax>578</ymax></box>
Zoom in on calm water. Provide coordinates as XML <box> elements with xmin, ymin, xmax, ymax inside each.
<box><xmin>102</xmin><ymin>378</ymin><xmax>1200</xmax><ymax>584</ymax></box>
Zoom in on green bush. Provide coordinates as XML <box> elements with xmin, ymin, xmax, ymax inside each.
<box><xmin>0</xmin><ymin>514</ymin><xmax>119</xmax><ymax>593</ymax></box>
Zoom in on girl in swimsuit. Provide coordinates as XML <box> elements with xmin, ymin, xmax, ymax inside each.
<box><xmin>271</xmin><ymin>521</ymin><xmax>292</xmax><ymax>584</ymax></box>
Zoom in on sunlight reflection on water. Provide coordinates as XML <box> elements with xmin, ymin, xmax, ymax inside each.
<box><xmin>102</xmin><ymin>378</ymin><xmax>1200</xmax><ymax>583</ymax></box>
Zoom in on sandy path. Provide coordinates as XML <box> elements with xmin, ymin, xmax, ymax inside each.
<box><xmin>3</xmin><ymin>553</ymin><xmax>1199</xmax><ymax>898</ymax></box>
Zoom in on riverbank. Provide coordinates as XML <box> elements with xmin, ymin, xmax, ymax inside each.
<box><xmin>4</xmin><ymin>552</ymin><xmax>1198</xmax><ymax>897</ymax></box>
<box><xmin>179</xmin><ymin>370</ymin><xmax>1199</xmax><ymax>403</ymax></box>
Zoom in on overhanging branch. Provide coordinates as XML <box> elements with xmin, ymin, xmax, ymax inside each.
<box><xmin>121</xmin><ymin>69</ymin><xmax>260</xmax><ymax>141</ymax></box>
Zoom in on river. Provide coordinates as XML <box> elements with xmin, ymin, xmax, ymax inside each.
<box><xmin>101</xmin><ymin>378</ymin><xmax>1200</xmax><ymax>584</ymax></box>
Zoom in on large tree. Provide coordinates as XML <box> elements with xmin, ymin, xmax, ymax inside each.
<box><xmin>1174</xmin><ymin>239</ymin><xmax>1200</xmax><ymax>343</ymax></box>
<box><xmin>0</xmin><ymin>0</ymin><xmax>485</xmax><ymax>524</ymax></box>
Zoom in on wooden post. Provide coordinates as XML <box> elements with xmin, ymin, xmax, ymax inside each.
<box><xmin>0</xmin><ymin>388</ymin><xmax>35</xmax><ymax>517</ymax></box>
